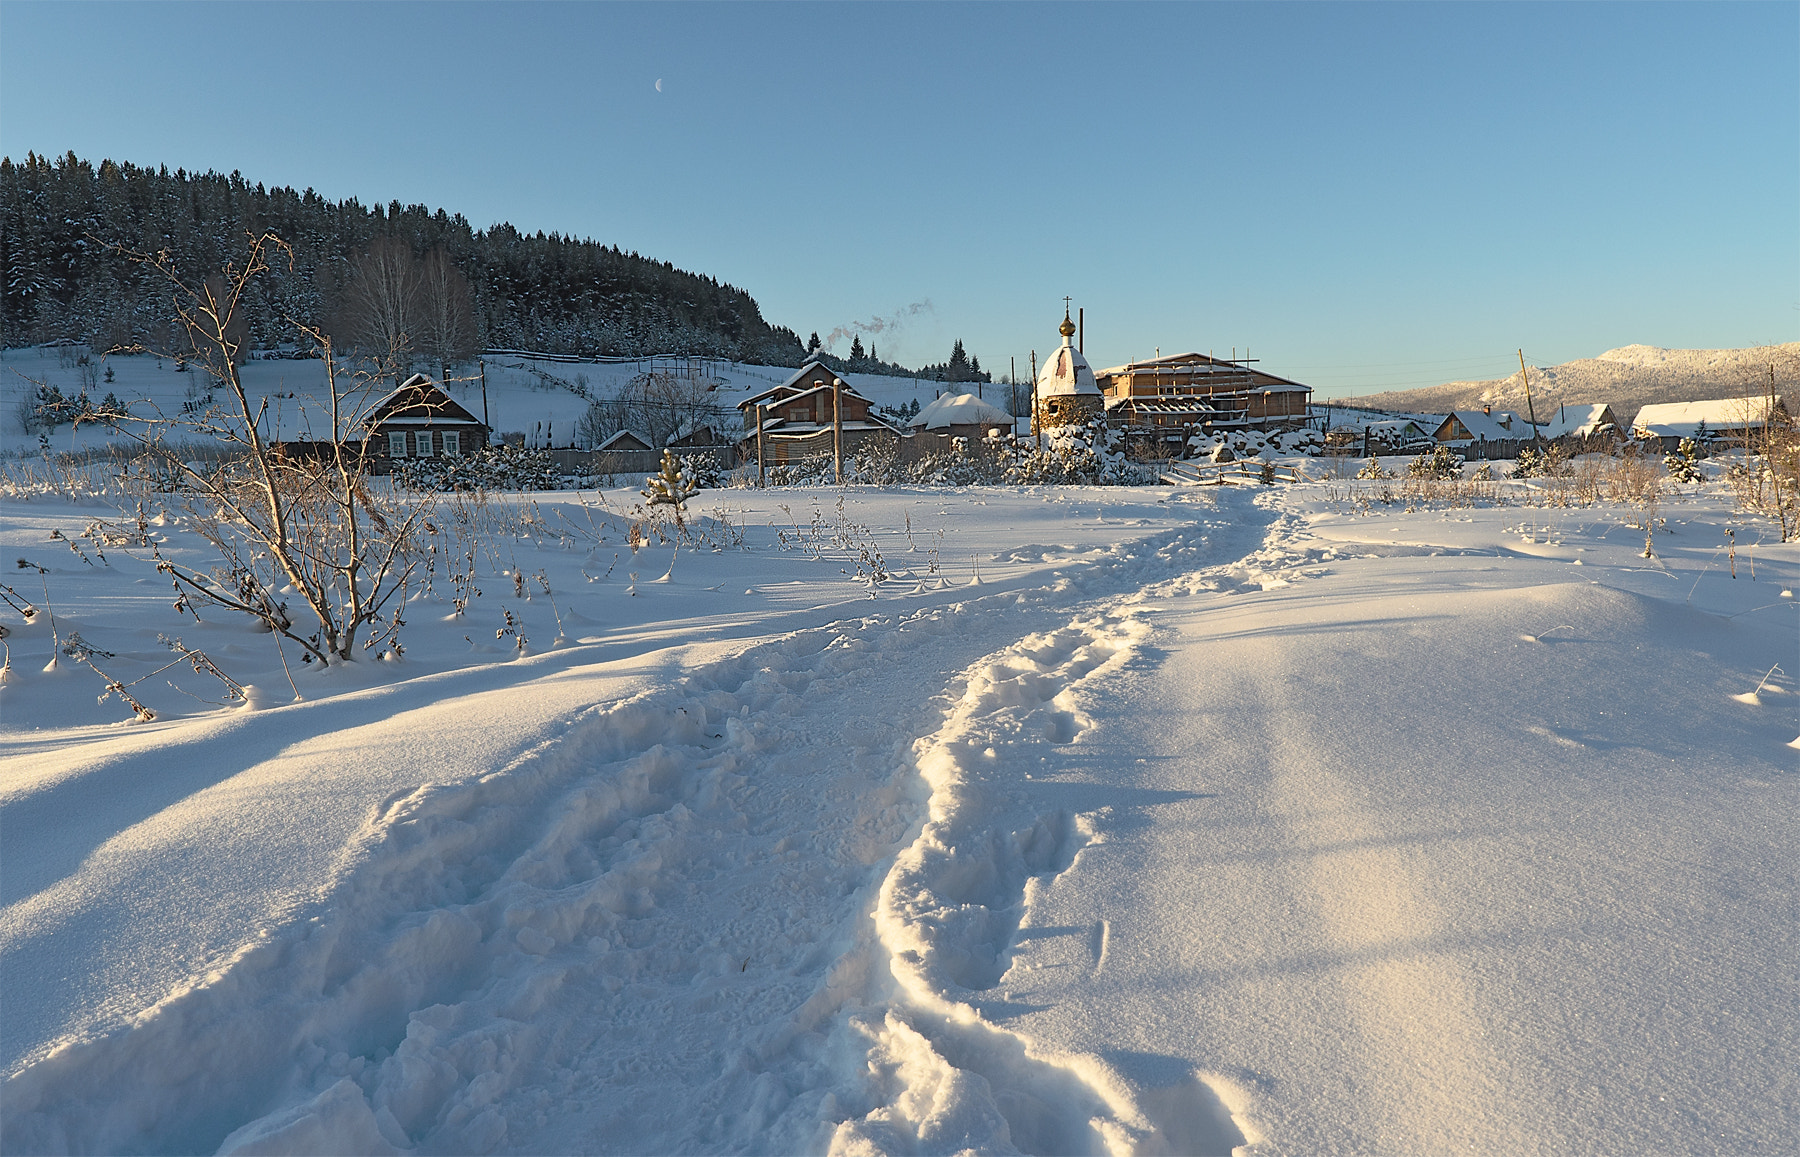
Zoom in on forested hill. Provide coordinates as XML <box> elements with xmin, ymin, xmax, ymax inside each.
<box><xmin>0</xmin><ymin>151</ymin><xmax>807</xmax><ymax>363</ymax></box>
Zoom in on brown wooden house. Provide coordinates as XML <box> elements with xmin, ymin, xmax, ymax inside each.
<box><xmin>736</xmin><ymin>361</ymin><xmax>901</xmax><ymax>463</ymax></box>
<box><xmin>362</xmin><ymin>374</ymin><xmax>490</xmax><ymax>473</ymax></box>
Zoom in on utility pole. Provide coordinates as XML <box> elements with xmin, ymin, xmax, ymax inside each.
<box><xmin>479</xmin><ymin>358</ymin><xmax>489</xmax><ymax>432</ymax></box>
<box><xmin>1030</xmin><ymin>349</ymin><xmax>1041</xmax><ymax>452</ymax></box>
<box><xmin>832</xmin><ymin>377</ymin><xmax>844</xmax><ymax>484</ymax></box>
<box><xmin>1517</xmin><ymin>350</ymin><xmax>1543</xmax><ymax>445</ymax></box>
<box><xmin>756</xmin><ymin>403</ymin><xmax>766</xmax><ymax>487</ymax></box>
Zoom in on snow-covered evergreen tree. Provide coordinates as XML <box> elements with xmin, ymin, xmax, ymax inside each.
<box><xmin>642</xmin><ymin>449</ymin><xmax>700</xmax><ymax>523</ymax></box>
<box><xmin>1666</xmin><ymin>438</ymin><xmax>1704</xmax><ymax>484</ymax></box>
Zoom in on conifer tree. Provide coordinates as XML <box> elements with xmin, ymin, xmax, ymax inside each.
<box><xmin>850</xmin><ymin>335</ymin><xmax>864</xmax><ymax>360</ymax></box>
<box><xmin>642</xmin><ymin>449</ymin><xmax>700</xmax><ymax>526</ymax></box>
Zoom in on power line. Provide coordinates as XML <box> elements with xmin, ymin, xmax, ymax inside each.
<box><xmin>1280</xmin><ymin>353</ymin><xmax>1521</xmax><ymax>371</ymax></box>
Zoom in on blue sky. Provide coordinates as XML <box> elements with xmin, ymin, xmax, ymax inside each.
<box><xmin>3</xmin><ymin>1</ymin><xmax>1795</xmax><ymax>396</ymax></box>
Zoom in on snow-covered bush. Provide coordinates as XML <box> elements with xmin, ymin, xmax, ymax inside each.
<box><xmin>398</xmin><ymin>445</ymin><xmax>564</xmax><ymax>492</ymax></box>
<box><xmin>1354</xmin><ymin>457</ymin><xmax>1392</xmax><ymax>479</ymax></box>
<box><xmin>1511</xmin><ymin>444</ymin><xmax>1571</xmax><ymax>479</ymax></box>
<box><xmin>674</xmin><ymin>450</ymin><xmax>724</xmax><ymax>490</ymax></box>
<box><xmin>910</xmin><ymin>436</ymin><xmax>987</xmax><ymax>487</ymax></box>
<box><xmin>1007</xmin><ymin>419</ymin><xmax>1157</xmax><ymax>486</ymax></box>
<box><xmin>756</xmin><ymin>424</ymin><xmax>1155</xmax><ymax>489</ymax></box>
<box><xmin>1409</xmin><ymin>445</ymin><xmax>1464</xmax><ymax>480</ymax></box>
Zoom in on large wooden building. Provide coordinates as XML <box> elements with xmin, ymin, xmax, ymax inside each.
<box><xmin>1093</xmin><ymin>352</ymin><xmax>1312</xmax><ymax>437</ymax></box>
<box><xmin>736</xmin><ymin>360</ymin><xmax>901</xmax><ymax>463</ymax></box>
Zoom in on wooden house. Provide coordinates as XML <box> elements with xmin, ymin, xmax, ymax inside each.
<box><xmin>362</xmin><ymin>374</ymin><xmax>489</xmax><ymax>473</ymax></box>
<box><xmin>1093</xmin><ymin>352</ymin><xmax>1312</xmax><ymax>433</ymax></box>
<box><xmin>1432</xmin><ymin>406</ymin><xmax>1539</xmax><ymax>460</ymax></box>
<box><xmin>736</xmin><ymin>362</ymin><xmax>901</xmax><ymax>463</ymax></box>
<box><xmin>1540</xmin><ymin>403</ymin><xmax>1621</xmax><ymax>443</ymax></box>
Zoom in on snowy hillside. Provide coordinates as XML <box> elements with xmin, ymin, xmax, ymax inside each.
<box><xmin>2</xmin><ymin>464</ymin><xmax>1795</xmax><ymax>1154</ymax></box>
<box><xmin>1</xmin><ymin>347</ymin><xmax>1017</xmax><ymax>459</ymax></box>
<box><xmin>1341</xmin><ymin>342</ymin><xmax>1800</xmax><ymax>418</ymax></box>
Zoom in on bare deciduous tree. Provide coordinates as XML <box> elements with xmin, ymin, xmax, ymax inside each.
<box><xmin>577</xmin><ymin>369</ymin><xmax>727</xmax><ymax>449</ymax></box>
<box><xmin>336</xmin><ymin>235</ymin><xmax>421</xmax><ymax>381</ymax></box>
<box><xmin>97</xmin><ymin>232</ymin><xmax>425</xmax><ymax>667</ymax></box>
<box><xmin>415</xmin><ymin>243</ymin><xmax>477</xmax><ymax>384</ymax></box>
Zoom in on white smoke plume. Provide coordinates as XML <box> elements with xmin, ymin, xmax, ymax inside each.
<box><xmin>821</xmin><ymin>300</ymin><xmax>934</xmax><ymax>352</ymax></box>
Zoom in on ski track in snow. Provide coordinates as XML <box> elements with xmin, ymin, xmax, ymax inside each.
<box><xmin>3</xmin><ymin>495</ymin><xmax>1279</xmax><ymax>1156</ymax></box>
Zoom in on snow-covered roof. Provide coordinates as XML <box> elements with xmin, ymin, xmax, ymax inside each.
<box><xmin>1094</xmin><ymin>352</ymin><xmax>1310</xmax><ymax>392</ymax></box>
<box><xmin>763</xmin><ymin>419</ymin><xmax>902</xmax><ymax>439</ymax></box>
<box><xmin>783</xmin><ymin>381</ymin><xmax>873</xmax><ymax>407</ymax></box>
<box><xmin>1036</xmin><ymin>339</ymin><xmax>1100</xmax><ymax>399</ymax></box>
<box><xmin>910</xmin><ymin>392</ymin><xmax>1012</xmax><ymax>430</ymax></box>
<box><xmin>363</xmin><ymin>374</ymin><xmax>485</xmax><ymax>430</ymax></box>
<box><xmin>596</xmin><ymin>429</ymin><xmax>652</xmax><ymax>452</ymax></box>
<box><xmin>776</xmin><ymin>360</ymin><xmax>840</xmax><ymax>392</ymax></box>
<box><xmin>1632</xmin><ymin>397</ymin><xmax>1785</xmax><ymax>437</ymax></box>
<box><xmin>1105</xmin><ymin>396</ymin><xmax>1219</xmax><ymax>416</ymax></box>
<box><xmin>1540</xmin><ymin>404</ymin><xmax>1617</xmax><ymax>439</ymax></box>
<box><xmin>738</xmin><ymin>384</ymin><xmax>800</xmax><ymax>410</ymax></box>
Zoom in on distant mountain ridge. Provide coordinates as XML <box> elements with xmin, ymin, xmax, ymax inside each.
<box><xmin>1340</xmin><ymin>343</ymin><xmax>1799</xmax><ymax>419</ymax></box>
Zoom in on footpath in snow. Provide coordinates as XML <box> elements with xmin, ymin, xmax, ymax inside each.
<box><xmin>3</xmin><ymin>476</ymin><xmax>1797</xmax><ymax>1155</ymax></box>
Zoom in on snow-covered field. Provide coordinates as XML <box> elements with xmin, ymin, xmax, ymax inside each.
<box><xmin>2</xmin><ymin>464</ymin><xmax>1796</xmax><ymax>1155</ymax></box>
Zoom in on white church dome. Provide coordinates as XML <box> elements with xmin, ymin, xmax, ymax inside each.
<box><xmin>1036</xmin><ymin>312</ymin><xmax>1100</xmax><ymax>398</ymax></box>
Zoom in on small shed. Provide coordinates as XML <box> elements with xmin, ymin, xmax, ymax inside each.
<box><xmin>363</xmin><ymin>374</ymin><xmax>489</xmax><ymax>472</ymax></box>
<box><xmin>910</xmin><ymin>392</ymin><xmax>1015</xmax><ymax>443</ymax></box>
<box><xmin>595</xmin><ymin>429</ymin><xmax>653</xmax><ymax>452</ymax></box>
<box><xmin>667</xmin><ymin>424</ymin><xmax>734</xmax><ymax>449</ymax></box>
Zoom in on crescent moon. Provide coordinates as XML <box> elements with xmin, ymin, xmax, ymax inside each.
<box><xmin>655</xmin><ymin>78</ymin><xmax>663</xmax><ymax>92</ymax></box>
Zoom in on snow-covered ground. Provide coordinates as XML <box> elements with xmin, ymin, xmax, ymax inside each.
<box><xmin>2</xmin><ymin>465</ymin><xmax>1795</xmax><ymax>1155</ymax></box>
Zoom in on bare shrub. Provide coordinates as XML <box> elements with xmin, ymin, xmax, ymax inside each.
<box><xmin>92</xmin><ymin>232</ymin><xmax>427</xmax><ymax>666</ymax></box>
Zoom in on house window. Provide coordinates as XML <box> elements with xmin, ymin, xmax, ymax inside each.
<box><xmin>443</xmin><ymin>431</ymin><xmax>461</xmax><ymax>456</ymax></box>
<box><xmin>388</xmin><ymin>431</ymin><xmax>407</xmax><ymax>458</ymax></box>
<box><xmin>415</xmin><ymin>431</ymin><xmax>435</xmax><ymax>457</ymax></box>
